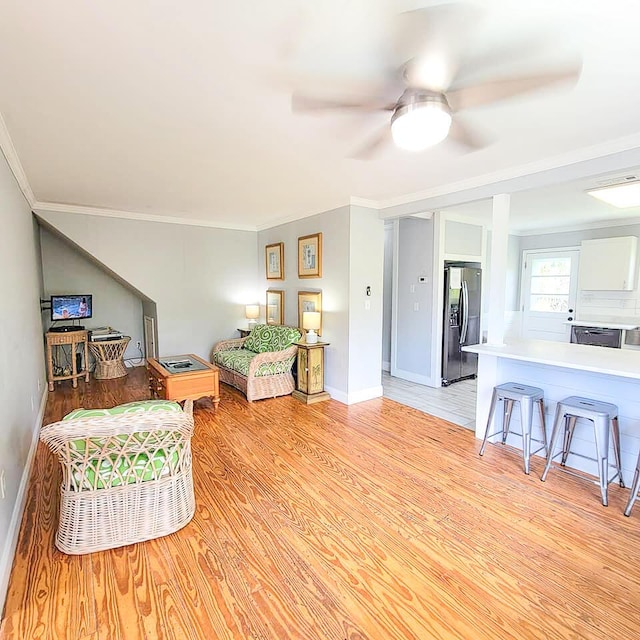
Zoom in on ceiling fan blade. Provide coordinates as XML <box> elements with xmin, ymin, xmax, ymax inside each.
<box><xmin>447</xmin><ymin>65</ymin><xmax>582</xmax><ymax>112</ymax></box>
<box><xmin>349</xmin><ymin>125</ymin><xmax>390</xmax><ymax>160</ymax></box>
<box><xmin>395</xmin><ymin>3</ymin><xmax>483</xmax><ymax>91</ymax></box>
<box><xmin>292</xmin><ymin>92</ymin><xmax>396</xmax><ymax>113</ymax></box>
<box><xmin>448</xmin><ymin>117</ymin><xmax>488</xmax><ymax>151</ymax></box>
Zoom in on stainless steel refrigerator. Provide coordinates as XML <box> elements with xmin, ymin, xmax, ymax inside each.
<box><xmin>442</xmin><ymin>263</ymin><xmax>482</xmax><ymax>386</ymax></box>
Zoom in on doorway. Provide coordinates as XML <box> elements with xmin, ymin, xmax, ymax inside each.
<box><xmin>520</xmin><ymin>248</ymin><xmax>580</xmax><ymax>341</ymax></box>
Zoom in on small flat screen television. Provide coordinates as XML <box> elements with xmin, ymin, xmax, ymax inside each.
<box><xmin>51</xmin><ymin>295</ymin><xmax>93</xmax><ymax>321</ymax></box>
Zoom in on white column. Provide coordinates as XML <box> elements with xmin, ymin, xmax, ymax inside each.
<box><xmin>486</xmin><ymin>194</ymin><xmax>510</xmax><ymax>346</ymax></box>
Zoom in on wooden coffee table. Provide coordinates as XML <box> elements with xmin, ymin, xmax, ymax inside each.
<box><xmin>147</xmin><ymin>354</ymin><xmax>220</xmax><ymax>408</ymax></box>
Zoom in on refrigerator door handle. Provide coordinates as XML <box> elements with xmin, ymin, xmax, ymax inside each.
<box><xmin>460</xmin><ymin>281</ymin><xmax>469</xmax><ymax>344</ymax></box>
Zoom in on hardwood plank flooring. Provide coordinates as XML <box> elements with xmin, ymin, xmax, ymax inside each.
<box><xmin>1</xmin><ymin>367</ymin><xmax>639</xmax><ymax>639</ymax></box>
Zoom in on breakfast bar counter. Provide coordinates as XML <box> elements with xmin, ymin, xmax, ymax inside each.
<box><xmin>463</xmin><ymin>339</ymin><xmax>640</xmax><ymax>481</ymax></box>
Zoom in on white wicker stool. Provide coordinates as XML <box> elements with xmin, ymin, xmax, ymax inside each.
<box><xmin>89</xmin><ymin>337</ymin><xmax>131</xmax><ymax>379</ymax></box>
<box><xmin>479</xmin><ymin>382</ymin><xmax>547</xmax><ymax>475</ymax></box>
<box><xmin>541</xmin><ymin>396</ymin><xmax>624</xmax><ymax>506</ymax></box>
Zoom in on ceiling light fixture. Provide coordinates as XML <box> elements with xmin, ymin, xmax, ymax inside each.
<box><xmin>391</xmin><ymin>93</ymin><xmax>452</xmax><ymax>152</ymax></box>
<box><xmin>587</xmin><ymin>180</ymin><xmax>640</xmax><ymax>208</ymax></box>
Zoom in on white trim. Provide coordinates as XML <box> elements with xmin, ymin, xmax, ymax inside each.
<box><xmin>33</xmin><ymin>202</ymin><xmax>256</xmax><ymax>232</ymax></box>
<box><xmin>324</xmin><ymin>385</ymin><xmax>347</xmax><ymax>404</ymax></box>
<box><xmin>392</xmin><ymin>368</ymin><xmax>439</xmax><ymax>387</ymax></box>
<box><xmin>350</xmin><ymin>196</ymin><xmax>378</xmax><ymax>209</ymax></box>
<box><xmin>375</xmin><ymin>133</ymin><xmax>640</xmax><ymax>211</ymax></box>
<box><xmin>255</xmin><ymin>200</ymin><xmax>353</xmax><ymax>231</ymax></box>
<box><xmin>430</xmin><ymin>212</ymin><xmax>446</xmax><ymax>389</ymax></box>
<box><xmin>382</xmin><ymin>360</ymin><xmax>390</xmax><ymax>372</ymax></box>
<box><xmin>514</xmin><ymin>216</ymin><xmax>640</xmax><ymax>237</ymax></box>
<box><xmin>346</xmin><ymin>385</ymin><xmax>384</xmax><ymax>405</ymax></box>
<box><xmin>389</xmin><ymin>220</ymin><xmax>400</xmax><ymax>377</ymax></box>
<box><xmin>443</xmin><ymin>253</ymin><xmax>483</xmax><ymax>263</ymax></box>
<box><xmin>0</xmin><ymin>389</ymin><xmax>47</xmax><ymax>618</ymax></box>
<box><xmin>0</xmin><ymin>112</ymin><xmax>35</xmax><ymax>206</ymax></box>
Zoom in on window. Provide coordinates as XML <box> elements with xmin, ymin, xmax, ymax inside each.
<box><xmin>529</xmin><ymin>257</ymin><xmax>571</xmax><ymax>313</ymax></box>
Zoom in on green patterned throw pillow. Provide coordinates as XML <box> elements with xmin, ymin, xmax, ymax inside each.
<box><xmin>244</xmin><ymin>324</ymin><xmax>301</xmax><ymax>354</ymax></box>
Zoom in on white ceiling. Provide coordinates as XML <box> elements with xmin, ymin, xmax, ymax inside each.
<box><xmin>2</xmin><ymin>0</ymin><xmax>640</xmax><ymax>231</ymax></box>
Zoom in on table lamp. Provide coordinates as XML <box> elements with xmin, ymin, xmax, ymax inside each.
<box><xmin>302</xmin><ymin>311</ymin><xmax>321</xmax><ymax>344</ymax></box>
<box><xmin>245</xmin><ymin>304</ymin><xmax>260</xmax><ymax>329</ymax></box>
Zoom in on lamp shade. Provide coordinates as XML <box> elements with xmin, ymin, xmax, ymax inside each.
<box><xmin>245</xmin><ymin>304</ymin><xmax>260</xmax><ymax>320</ymax></box>
<box><xmin>302</xmin><ymin>311</ymin><xmax>321</xmax><ymax>331</ymax></box>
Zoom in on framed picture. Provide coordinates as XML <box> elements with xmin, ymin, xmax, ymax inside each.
<box><xmin>266</xmin><ymin>289</ymin><xmax>284</xmax><ymax>325</ymax></box>
<box><xmin>298</xmin><ymin>233</ymin><xmax>322</xmax><ymax>278</ymax></box>
<box><xmin>265</xmin><ymin>242</ymin><xmax>284</xmax><ymax>280</ymax></box>
<box><xmin>297</xmin><ymin>290</ymin><xmax>322</xmax><ymax>336</ymax></box>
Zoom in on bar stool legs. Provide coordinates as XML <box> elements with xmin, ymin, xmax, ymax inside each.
<box><xmin>541</xmin><ymin>396</ymin><xmax>624</xmax><ymax>507</ymax></box>
<box><xmin>624</xmin><ymin>454</ymin><xmax>640</xmax><ymax>517</ymax></box>
<box><xmin>479</xmin><ymin>382</ymin><xmax>547</xmax><ymax>475</ymax></box>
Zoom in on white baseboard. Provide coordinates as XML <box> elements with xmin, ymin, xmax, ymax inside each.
<box><xmin>325</xmin><ymin>385</ymin><xmax>383</xmax><ymax>405</ymax></box>
<box><xmin>390</xmin><ymin>368</ymin><xmax>439</xmax><ymax>388</ymax></box>
<box><xmin>324</xmin><ymin>385</ymin><xmax>348</xmax><ymax>404</ymax></box>
<box><xmin>382</xmin><ymin>360</ymin><xmax>390</xmax><ymax>372</ymax></box>
<box><xmin>0</xmin><ymin>389</ymin><xmax>47</xmax><ymax>620</ymax></box>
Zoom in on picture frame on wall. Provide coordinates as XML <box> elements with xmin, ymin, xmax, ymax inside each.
<box><xmin>297</xmin><ymin>290</ymin><xmax>322</xmax><ymax>336</ymax></box>
<box><xmin>265</xmin><ymin>242</ymin><xmax>284</xmax><ymax>280</ymax></box>
<box><xmin>266</xmin><ymin>289</ymin><xmax>284</xmax><ymax>325</ymax></box>
<box><xmin>298</xmin><ymin>233</ymin><xmax>322</xmax><ymax>278</ymax></box>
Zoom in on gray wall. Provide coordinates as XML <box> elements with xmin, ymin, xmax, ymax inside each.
<box><xmin>395</xmin><ymin>217</ymin><xmax>434</xmax><ymax>379</ymax></box>
<box><xmin>40</xmin><ymin>228</ymin><xmax>145</xmax><ymax>364</ymax></box>
<box><xmin>258</xmin><ymin>206</ymin><xmax>351</xmax><ymax>396</ymax></box>
<box><xmin>37</xmin><ymin>211</ymin><xmax>258</xmax><ymax>361</ymax></box>
<box><xmin>0</xmin><ymin>155</ymin><xmax>46</xmax><ymax>614</ymax></box>
<box><xmin>258</xmin><ymin>205</ymin><xmax>384</xmax><ymax>401</ymax></box>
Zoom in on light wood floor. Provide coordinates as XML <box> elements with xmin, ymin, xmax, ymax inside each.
<box><xmin>382</xmin><ymin>372</ymin><xmax>477</xmax><ymax>429</ymax></box>
<box><xmin>2</xmin><ymin>367</ymin><xmax>639</xmax><ymax>640</ymax></box>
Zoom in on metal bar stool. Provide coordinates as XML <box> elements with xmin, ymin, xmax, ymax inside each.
<box><xmin>624</xmin><ymin>452</ymin><xmax>640</xmax><ymax>516</ymax></box>
<box><xmin>541</xmin><ymin>396</ymin><xmax>624</xmax><ymax>506</ymax></box>
<box><xmin>479</xmin><ymin>382</ymin><xmax>547</xmax><ymax>475</ymax></box>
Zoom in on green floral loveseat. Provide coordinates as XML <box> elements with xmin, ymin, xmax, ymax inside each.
<box><xmin>211</xmin><ymin>324</ymin><xmax>301</xmax><ymax>401</ymax></box>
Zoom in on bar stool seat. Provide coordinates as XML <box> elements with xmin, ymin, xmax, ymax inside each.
<box><xmin>624</xmin><ymin>451</ymin><xmax>640</xmax><ymax>517</ymax></box>
<box><xmin>541</xmin><ymin>396</ymin><xmax>624</xmax><ymax>506</ymax></box>
<box><xmin>479</xmin><ymin>382</ymin><xmax>547</xmax><ymax>475</ymax></box>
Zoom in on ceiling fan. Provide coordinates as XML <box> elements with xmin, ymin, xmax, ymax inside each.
<box><xmin>290</xmin><ymin>3</ymin><xmax>582</xmax><ymax>158</ymax></box>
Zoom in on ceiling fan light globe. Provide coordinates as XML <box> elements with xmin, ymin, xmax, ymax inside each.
<box><xmin>391</xmin><ymin>102</ymin><xmax>452</xmax><ymax>152</ymax></box>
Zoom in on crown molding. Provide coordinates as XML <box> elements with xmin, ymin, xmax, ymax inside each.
<box><xmin>0</xmin><ymin>111</ymin><xmax>35</xmax><ymax>206</ymax></box>
<box><xmin>511</xmin><ymin>215</ymin><xmax>640</xmax><ymax>237</ymax></box>
<box><xmin>32</xmin><ymin>201</ymin><xmax>257</xmax><ymax>231</ymax></box>
<box><xmin>373</xmin><ymin>133</ymin><xmax>640</xmax><ymax>212</ymax></box>
<box><xmin>255</xmin><ymin>200</ymin><xmax>352</xmax><ymax>232</ymax></box>
<box><xmin>349</xmin><ymin>196</ymin><xmax>379</xmax><ymax>209</ymax></box>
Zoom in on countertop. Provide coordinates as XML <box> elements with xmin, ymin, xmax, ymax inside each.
<box><xmin>565</xmin><ymin>320</ymin><xmax>639</xmax><ymax>330</ymax></box>
<box><xmin>463</xmin><ymin>338</ymin><xmax>640</xmax><ymax>380</ymax></box>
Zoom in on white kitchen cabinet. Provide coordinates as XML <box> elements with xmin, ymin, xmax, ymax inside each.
<box><xmin>578</xmin><ymin>236</ymin><xmax>638</xmax><ymax>291</ymax></box>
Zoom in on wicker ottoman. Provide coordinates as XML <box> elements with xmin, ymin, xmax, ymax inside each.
<box><xmin>89</xmin><ymin>337</ymin><xmax>131</xmax><ymax>379</ymax></box>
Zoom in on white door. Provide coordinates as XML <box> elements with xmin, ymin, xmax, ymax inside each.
<box><xmin>521</xmin><ymin>249</ymin><xmax>580</xmax><ymax>341</ymax></box>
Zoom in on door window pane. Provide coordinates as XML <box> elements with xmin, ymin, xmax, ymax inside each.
<box><xmin>531</xmin><ymin>257</ymin><xmax>571</xmax><ymax>277</ymax></box>
<box><xmin>530</xmin><ymin>295</ymin><xmax>569</xmax><ymax>312</ymax></box>
<box><xmin>530</xmin><ymin>276</ymin><xmax>570</xmax><ymax>295</ymax></box>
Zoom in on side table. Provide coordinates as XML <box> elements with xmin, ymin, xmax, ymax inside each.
<box><xmin>292</xmin><ymin>341</ymin><xmax>331</xmax><ymax>404</ymax></box>
<box><xmin>89</xmin><ymin>337</ymin><xmax>131</xmax><ymax>379</ymax></box>
<box><xmin>45</xmin><ymin>330</ymin><xmax>90</xmax><ymax>391</ymax></box>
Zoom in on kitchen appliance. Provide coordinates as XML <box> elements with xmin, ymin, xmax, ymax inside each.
<box><xmin>570</xmin><ymin>326</ymin><xmax>622</xmax><ymax>348</ymax></box>
<box><xmin>442</xmin><ymin>263</ymin><xmax>482</xmax><ymax>386</ymax></box>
